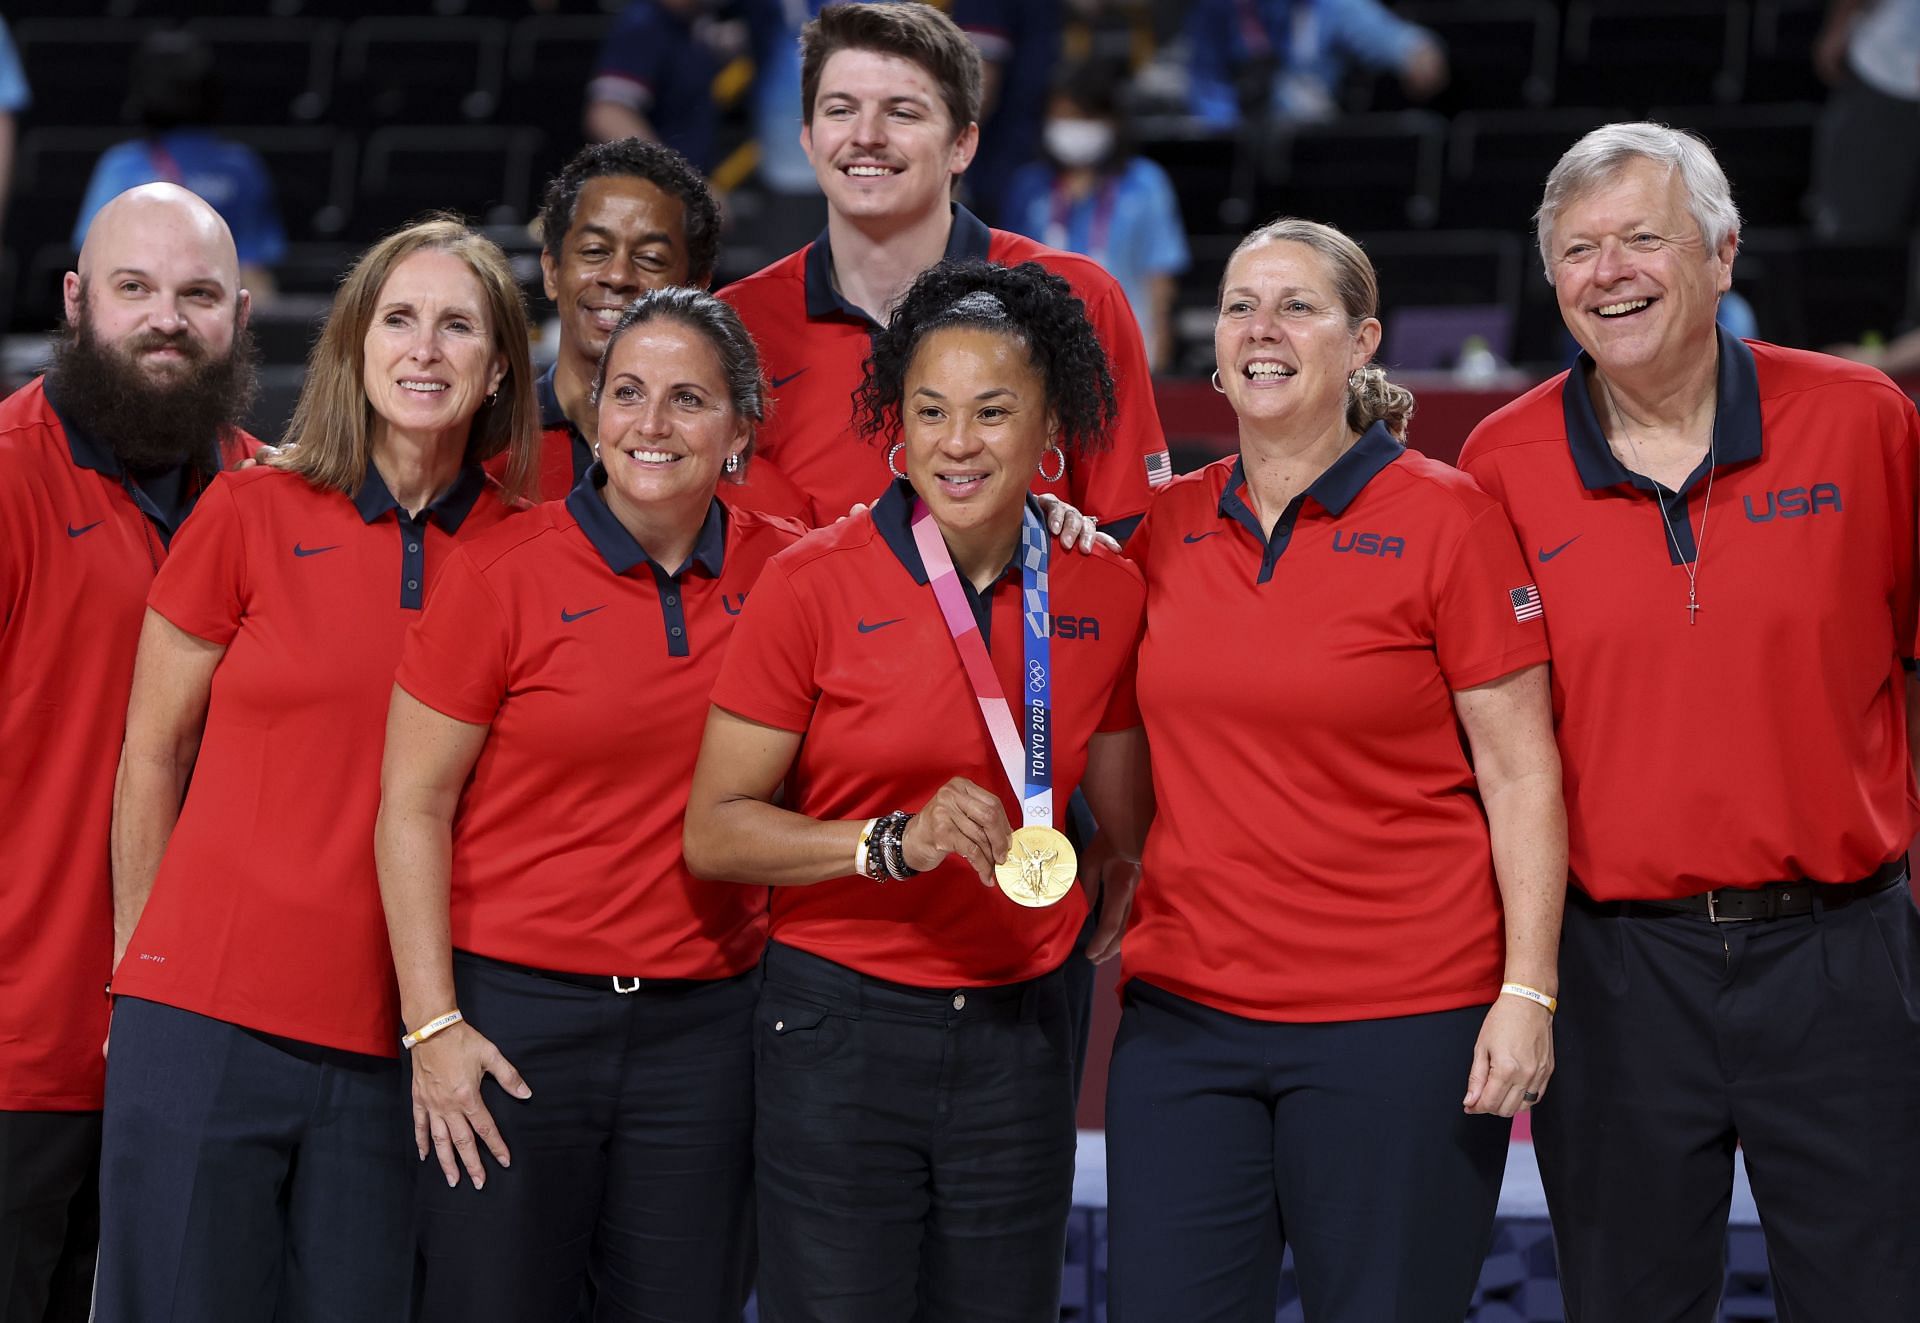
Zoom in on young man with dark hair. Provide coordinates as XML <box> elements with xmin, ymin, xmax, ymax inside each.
<box><xmin>722</xmin><ymin>0</ymin><xmax>1171</xmax><ymax>533</ymax></box>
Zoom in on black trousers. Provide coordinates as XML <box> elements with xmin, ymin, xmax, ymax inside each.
<box><xmin>1104</xmin><ymin>981</ymin><xmax>1509</xmax><ymax>1323</ymax></box>
<box><xmin>753</xmin><ymin>942</ymin><xmax>1077</xmax><ymax>1323</ymax></box>
<box><xmin>412</xmin><ymin>953</ymin><xmax>757</xmax><ymax>1323</ymax></box>
<box><xmin>1536</xmin><ymin>880</ymin><xmax>1920</xmax><ymax>1323</ymax></box>
<box><xmin>94</xmin><ymin>997</ymin><xmax>412</xmax><ymax>1323</ymax></box>
<box><xmin>0</xmin><ymin>1109</ymin><xmax>99</xmax><ymax>1323</ymax></box>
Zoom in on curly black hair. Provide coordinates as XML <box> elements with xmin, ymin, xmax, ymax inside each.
<box><xmin>854</xmin><ymin>260</ymin><xmax>1117</xmax><ymax>456</ymax></box>
<box><xmin>535</xmin><ymin>140</ymin><xmax>721</xmax><ymax>287</ymax></box>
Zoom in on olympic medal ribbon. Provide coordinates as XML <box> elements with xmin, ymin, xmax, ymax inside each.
<box><xmin>909</xmin><ymin>500</ymin><xmax>1077</xmax><ymax>905</ymax></box>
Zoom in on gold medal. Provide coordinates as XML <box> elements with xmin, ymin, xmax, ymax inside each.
<box><xmin>995</xmin><ymin>826</ymin><xmax>1078</xmax><ymax>908</ymax></box>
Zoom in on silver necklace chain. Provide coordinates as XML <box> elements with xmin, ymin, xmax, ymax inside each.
<box><xmin>1600</xmin><ymin>379</ymin><xmax>1716</xmax><ymax>625</ymax></box>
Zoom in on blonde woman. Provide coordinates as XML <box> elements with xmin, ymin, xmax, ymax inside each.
<box><xmin>99</xmin><ymin>218</ymin><xmax>537</xmax><ymax>1321</ymax></box>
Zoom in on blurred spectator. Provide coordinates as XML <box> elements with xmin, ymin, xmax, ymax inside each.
<box><xmin>1183</xmin><ymin>0</ymin><xmax>1446</xmax><ymax>129</ymax></box>
<box><xmin>0</xmin><ymin>18</ymin><xmax>28</xmax><ymax>233</ymax></box>
<box><xmin>1002</xmin><ymin>61</ymin><xmax>1189</xmax><ymax>370</ymax></box>
<box><xmin>1832</xmin><ymin>324</ymin><xmax>1920</xmax><ymax>375</ymax></box>
<box><xmin>744</xmin><ymin>0</ymin><xmax>842</xmax><ymax>195</ymax></box>
<box><xmin>953</xmin><ymin>0</ymin><xmax>1063</xmax><ymax>225</ymax></box>
<box><xmin>1811</xmin><ymin>0</ymin><xmax>1920</xmax><ymax>240</ymax></box>
<box><xmin>586</xmin><ymin>0</ymin><xmax>723</xmax><ymax>170</ymax></box>
<box><xmin>71</xmin><ymin>32</ymin><xmax>285</xmax><ymax>302</ymax></box>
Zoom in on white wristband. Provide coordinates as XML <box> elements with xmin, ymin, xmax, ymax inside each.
<box><xmin>401</xmin><ymin>1009</ymin><xmax>464</xmax><ymax>1050</ymax></box>
<box><xmin>1500</xmin><ymin>983</ymin><xmax>1558</xmax><ymax>1015</ymax></box>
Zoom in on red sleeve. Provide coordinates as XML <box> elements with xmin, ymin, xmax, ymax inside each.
<box><xmin>1098</xmin><ymin>641</ymin><xmax>1141</xmax><ymax>731</ymax></box>
<box><xmin>394</xmin><ymin>549</ymin><xmax>511</xmax><ymax>726</ymax></box>
<box><xmin>708</xmin><ymin>558</ymin><xmax>822</xmax><ymax>731</ymax></box>
<box><xmin>147</xmin><ymin>475</ymin><xmax>249</xmax><ymax>645</ymax></box>
<box><xmin>1435</xmin><ymin>502</ymin><xmax>1552</xmax><ymax>691</ymax></box>
<box><xmin>1070</xmin><ymin>276</ymin><xmax>1170</xmax><ymax>524</ymax></box>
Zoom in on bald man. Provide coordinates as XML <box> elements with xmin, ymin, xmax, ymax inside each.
<box><xmin>0</xmin><ymin>183</ymin><xmax>259</xmax><ymax>1323</ymax></box>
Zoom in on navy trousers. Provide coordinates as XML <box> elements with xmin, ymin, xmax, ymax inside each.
<box><xmin>0</xmin><ymin>1108</ymin><xmax>98</xmax><ymax>1323</ymax></box>
<box><xmin>94</xmin><ymin>996</ymin><xmax>412</xmax><ymax>1323</ymax></box>
<box><xmin>1536</xmin><ymin>879</ymin><xmax>1920</xmax><ymax>1323</ymax></box>
<box><xmin>1105</xmin><ymin>982</ymin><xmax>1509</xmax><ymax>1323</ymax></box>
<box><xmin>752</xmin><ymin>942</ymin><xmax>1077</xmax><ymax>1323</ymax></box>
<box><xmin>412</xmin><ymin>953</ymin><xmax>757</xmax><ymax>1323</ymax></box>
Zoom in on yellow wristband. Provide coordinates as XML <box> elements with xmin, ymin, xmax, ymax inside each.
<box><xmin>401</xmin><ymin>1009</ymin><xmax>464</xmax><ymax>1050</ymax></box>
<box><xmin>1500</xmin><ymin>983</ymin><xmax>1557</xmax><ymax>1015</ymax></box>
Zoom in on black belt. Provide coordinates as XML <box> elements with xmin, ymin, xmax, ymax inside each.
<box><xmin>1588</xmin><ymin>857</ymin><xmax>1906</xmax><ymax>923</ymax></box>
<box><xmin>457</xmin><ymin>950</ymin><xmax>720</xmax><ymax>995</ymax></box>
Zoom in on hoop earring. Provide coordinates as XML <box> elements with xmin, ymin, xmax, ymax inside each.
<box><xmin>486</xmin><ymin>389</ymin><xmax>499</xmax><ymax>405</ymax></box>
<box><xmin>1037</xmin><ymin>444</ymin><xmax>1067</xmax><ymax>483</ymax></box>
<box><xmin>723</xmin><ymin>451</ymin><xmax>742</xmax><ymax>475</ymax></box>
<box><xmin>592</xmin><ymin>441</ymin><xmax>602</xmax><ymax>462</ymax></box>
<box><xmin>1209</xmin><ymin>370</ymin><xmax>1227</xmax><ymax>395</ymax></box>
<box><xmin>1347</xmin><ymin>368</ymin><xmax>1365</xmax><ymax>390</ymax></box>
<box><xmin>887</xmin><ymin>440</ymin><xmax>907</xmax><ymax>479</ymax></box>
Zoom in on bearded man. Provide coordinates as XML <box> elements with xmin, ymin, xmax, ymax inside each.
<box><xmin>0</xmin><ymin>182</ymin><xmax>258</xmax><ymax>1323</ymax></box>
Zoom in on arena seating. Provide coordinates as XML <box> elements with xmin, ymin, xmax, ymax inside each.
<box><xmin>5</xmin><ymin>0</ymin><xmax>1908</xmax><ymax>419</ymax></box>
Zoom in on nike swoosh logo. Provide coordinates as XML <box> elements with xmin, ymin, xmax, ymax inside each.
<box><xmin>561</xmin><ymin>605</ymin><xmax>607</xmax><ymax>623</ymax></box>
<box><xmin>67</xmin><ymin>521</ymin><xmax>104</xmax><ymax>538</ymax></box>
<box><xmin>1538</xmin><ymin>536</ymin><xmax>1581</xmax><ymax>563</ymax></box>
<box><xmin>293</xmin><ymin>543</ymin><xmax>340</xmax><ymax>557</ymax></box>
<box><xmin>770</xmin><ymin>369</ymin><xmax>809</xmax><ymax>389</ymax></box>
<box><xmin>857</xmin><ymin>617</ymin><xmax>903</xmax><ymax>633</ymax></box>
<box><xmin>1183</xmin><ymin>531</ymin><xmax>1221</xmax><ymax>543</ymax></box>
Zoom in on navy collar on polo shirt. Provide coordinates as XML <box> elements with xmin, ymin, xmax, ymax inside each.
<box><xmin>566</xmin><ymin>461</ymin><xmax>728</xmax><ymax>577</ymax></box>
<box><xmin>870</xmin><ymin>476</ymin><xmax>1034</xmax><ymax>644</ymax></box>
<box><xmin>1219</xmin><ymin>420</ymin><xmax>1405</xmax><ymax>585</ymax></box>
<box><xmin>803</xmin><ymin>204</ymin><xmax>996</xmax><ymax>326</ymax></box>
<box><xmin>566</xmin><ymin>462</ymin><xmax>728</xmax><ymax>658</ymax></box>
<box><xmin>536</xmin><ymin>360</ymin><xmax>595</xmax><ymax>485</ymax></box>
<box><xmin>1561</xmin><ymin>326</ymin><xmax>1762</xmax><ymax>563</ymax></box>
<box><xmin>44</xmin><ymin>381</ymin><xmax>220</xmax><ymax>541</ymax></box>
<box><xmin>354</xmin><ymin>460</ymin><xmax>487</xmax><ymax>609</ymax></box>
<box><xmin>352</xmin><ymin>459</ymin><xmax>486</xmax><ymax>531</ymax></box>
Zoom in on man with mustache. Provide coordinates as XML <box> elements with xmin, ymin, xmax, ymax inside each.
<box><xmin>0</xmin><ymin>182</ymin><xmax>258</xmax><ymax>1323</ymax></box>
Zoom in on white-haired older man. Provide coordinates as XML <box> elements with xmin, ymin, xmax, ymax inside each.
<box><xmin>1460</xmin><ymin>122</ymin><xmax>1920</xmax><ymax>1323</ymax></box>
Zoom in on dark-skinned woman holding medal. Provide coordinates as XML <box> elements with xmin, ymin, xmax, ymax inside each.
<box><xmin>1104</xmin><ymin>218</ymin><xmax>1567</xmax><ymax>1323</ymax></box>
<box><xmin>683</xmin><ymin>258</ymin><xmax>1150</xmax><ymax>1323</ymax></box>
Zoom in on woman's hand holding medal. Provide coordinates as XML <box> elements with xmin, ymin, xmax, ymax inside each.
<box><xmin>902</xmin><ymin>777</ymin><xmax>1014</xmax><ymax>885</ymax></box>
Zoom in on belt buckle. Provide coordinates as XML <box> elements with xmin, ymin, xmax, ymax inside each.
<box><xmin>612</xmin><ymin>976</ymin><xmax>642</xmax><ymax>994</ymax></box>
<box><xmin>1706</xmin><ymin>891</ymin><xmax>1755</xmax><ymax>924</ymax></box>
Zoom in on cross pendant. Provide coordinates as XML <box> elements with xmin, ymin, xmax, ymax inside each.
<box><xmin>1686</xmin><ymin>592</ymin><xmax>1701</xmax><ymax>625</ymax></box>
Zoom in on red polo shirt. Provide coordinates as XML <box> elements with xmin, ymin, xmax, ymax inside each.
<box><xmin>490</xmin><ymin>362</ymin><xmax>813</xmax><ymax>523</ymax></box>
<box><xmin>110</xmin><ymin>462</ymin><xmax>518</xmax><ymax>1057</ymax></box>
<box><xmin>395</xmin><ymin>472</ymin><xmax>800</xmax><ymax>976</ymax></box>
<box><xmin>1460</xmin><ymin>332</ymin><xmax>1920</xmax><ymax>901</ymax></box>
<box><xmin>709</xmin><ymin>479</ymin><xmax>1144</xmax><ymax>987</ymax></box>
<box><xmin>0</xmin><ymin>378</ymin><xmax>257</xmax><ymax>1110</ymax></box>
<box><xmin>1123</xmin><ymin>424</ymin><xmax>1550</xmax><ymax>1022</ymax></box>
<box><xmin>719</xmin><ymin>204</ymin><xmax>1172</xmax><ymax>528</ymax></box>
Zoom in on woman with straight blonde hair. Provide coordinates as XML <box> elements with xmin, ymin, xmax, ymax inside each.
<box><xmin>96</xmin><ymin>216</ymin><xmax>537</xmax><ymax>1322</ymax></box>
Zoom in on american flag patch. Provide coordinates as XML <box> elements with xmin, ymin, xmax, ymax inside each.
<box><xmin>1144</xmin><ymin>449</ymin><xmax>1172</xmax><ymax>487</ymax></box>
<box><xmin>1510</xmin><ymin>585</ymin><xmax>1544</xmax><ymax>622</ymax></box>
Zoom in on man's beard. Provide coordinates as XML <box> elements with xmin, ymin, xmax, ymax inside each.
<box><xmin>45</xmin><ymin>311</ymin><xmax>260</xmax><ymax>477</ymax></box>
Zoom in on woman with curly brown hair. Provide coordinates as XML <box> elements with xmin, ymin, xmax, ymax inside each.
<box><xmin>684</xmin><ymin>258</ymin><xmax>1151</xmax><ymax>1323</ymax></box>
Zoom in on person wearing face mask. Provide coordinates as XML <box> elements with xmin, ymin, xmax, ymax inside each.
<box><xmin>1002</xmin><ymin>61</ymin><xmax>1190</xmax><ymax>374</ymax></box>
